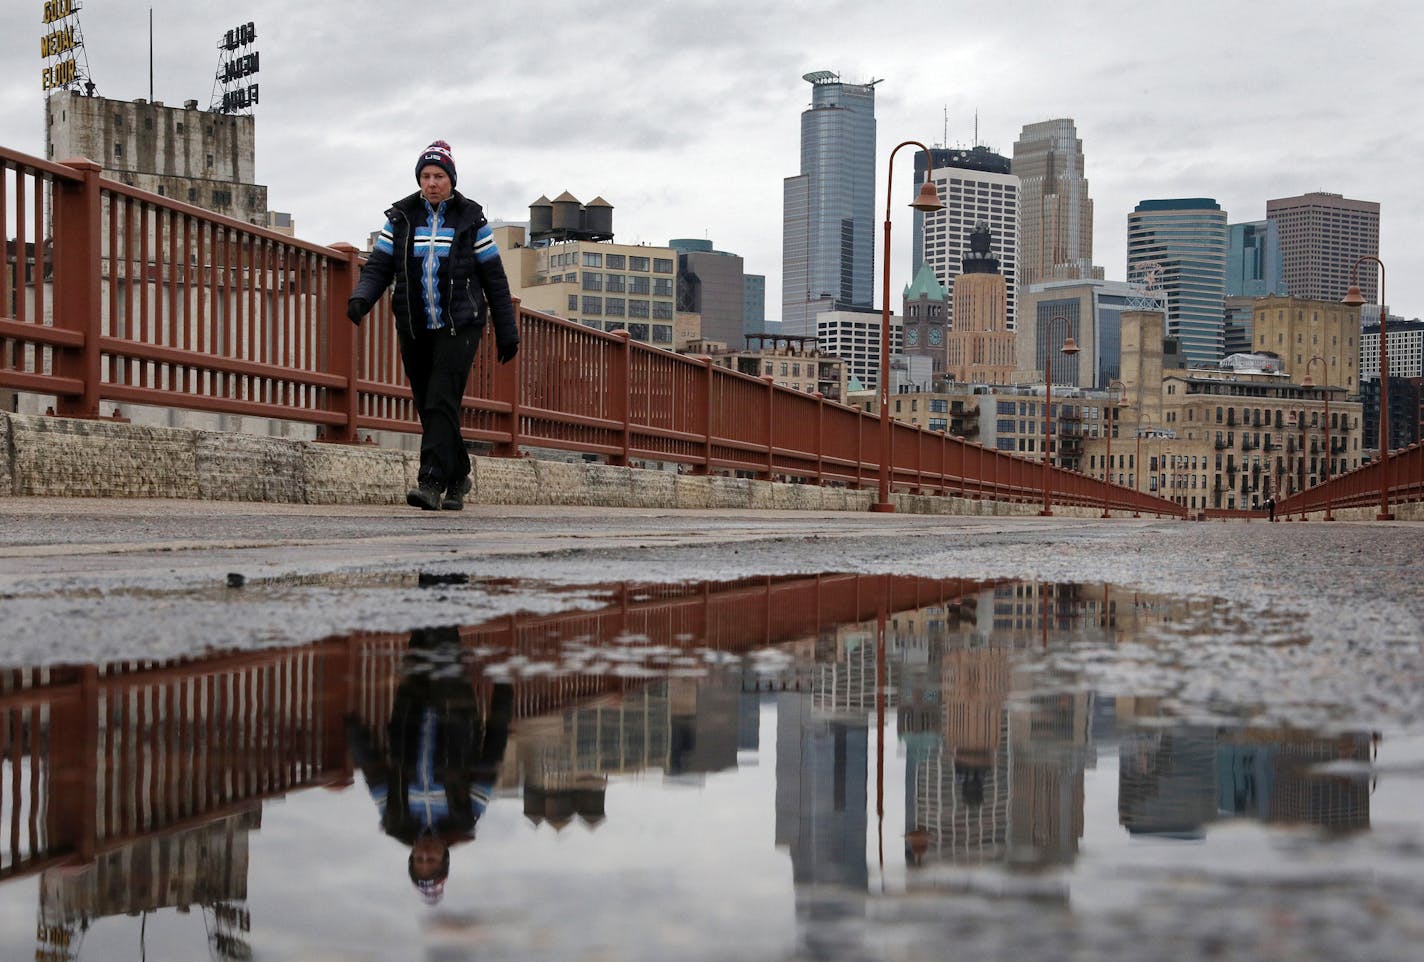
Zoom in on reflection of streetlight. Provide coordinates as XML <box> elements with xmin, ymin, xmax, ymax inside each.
<box><xmin>1304</xmin><ymin>354</ymin><xmax>1334</xmax><ymax>521</ymax></box>
<box><xmin>1102</xmin><ymin>379</ymin><xmax>1127</xmax><ymax>518</ymax></box>
<box><xmin>1342</xmin><ymin>257</ymin><xmax>1393</xmax><ymax>520</ymax></box>
<box><xmin>1040</xmin><ymin>315</ymin><xmax>1080</xmax><ymax>517</ymax></box>
<box><xmin>873</xmin><ymin>141</ymin><xmax>944</xmax><ymax>513</ymax></box>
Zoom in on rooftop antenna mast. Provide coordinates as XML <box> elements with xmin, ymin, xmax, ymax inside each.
<box><xmin>974</xmin><ymin>110</ymin><xmax>979</xmax><ymax>148</ymax></box>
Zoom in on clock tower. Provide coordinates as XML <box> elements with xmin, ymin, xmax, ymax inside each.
<box><xmin>901</xmin><ymin>263</ymin><xmax>949</xmax><ymax>376</ymax></box>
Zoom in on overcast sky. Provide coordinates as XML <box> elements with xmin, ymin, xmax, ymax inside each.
<box><xmin>4</xmin><ymin>1</ymin><xmax>1422</xmax><ymax>320</ymax></box>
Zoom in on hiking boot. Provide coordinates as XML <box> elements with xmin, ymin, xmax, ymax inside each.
<box><xmin>442</xmin><ymin>475</ymin><xmax>472</xmax><ymax>511</ymax></box>
<box><xmin>406</xmin><ymin>480</ymin><xmax>444</xmax><ymax>511</ymax></box>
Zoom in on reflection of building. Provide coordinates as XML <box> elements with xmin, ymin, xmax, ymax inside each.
<box><xmin>39</xmin><ymin>810</ymin><xmax>259</xmax><ymax>962</ymax></box>
<box><xmin>774</xmin><ymin>688</ymin><xmax>869</xmax><ymax>887</ymax></box>
<box><xmin>1118</xmin><ymin>716</ymin><xmax>1373</xmax><ymax>836</ymax></box>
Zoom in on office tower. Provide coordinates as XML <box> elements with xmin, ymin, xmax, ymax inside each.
<box><xmin>1266</xmin><ymin>192</ymin><xmax>1380</xmax><ymax>303</ymax></box>
<box><xmin>1226</xmin><ymin>221</ymin><xmax>1285</xmax><ymax>297</ymax></box>
<box><xmin>670</xmin><ymin>238</ymin><xmax>746</xmax><ymax>349</ymax></box>
<box><xmin>912</xmin><ymin>145</ymin><xmax>1019</xmax><ymax>330</ymax></box>
<box><xmin>46</xmin><ymin>89</ymin><xmax>268</xmax><ymax>225</ymax></box>
<box><xmin>1019</xmin><ymin>279</ymin><xmax>1144</xmax><ymax>389</ymax></box>
<box><xmin>782</xmin><ymin>70</ymin><xmax>877</xmax><ymax>336</ymax></box>
<box><xmin>946</xmin><ymin>225</ymin><xmax>1017</xmax><ymax>384</ymax></box>
<box><xmin>1012</xmin><ymin>119</ymin><xmax>1100</xmax><ymax>287</ymax></box>
<box><xmin>1127</xmin><ymin>199</ymin><xmax>1229</xmax><ymax>366</ymax></box>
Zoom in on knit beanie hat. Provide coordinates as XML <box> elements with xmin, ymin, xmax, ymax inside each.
<box><xmin>415</xmin><ymin>141</ymin><xmax>457</xmax><ymax>188</ymax></box>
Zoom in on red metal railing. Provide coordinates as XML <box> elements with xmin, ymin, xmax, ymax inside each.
<box><xmin>1277</xmin><ymin>440</ymin><xmax>1424</xmax><ymax>517</ymax></box>
<box><xmin>1</xmin><ymin>148</ymin><xmax>1182</xmax><ymax>516</ymax></box>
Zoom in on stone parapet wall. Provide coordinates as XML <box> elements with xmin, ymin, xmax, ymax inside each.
<box><xmin>0</xmin><ymin>412</ymin><xmax>1289</xmax><ymax>519</ymax></box>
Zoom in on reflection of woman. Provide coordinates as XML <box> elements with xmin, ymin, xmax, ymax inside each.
<box><xmin>346</xmin><ymin>626</ymin><xmax>513</xmax><ymax>903</ymax></box>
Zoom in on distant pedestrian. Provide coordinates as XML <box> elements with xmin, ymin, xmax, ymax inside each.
<box><xmin>347</xmin><ymin>141</ymin><xmax>520</xmax><ymax>511</ymax></box>
<box><xmin>1266</xmin><ymin>496</ymin><xmax>1276</xmax><ymax>522</ymax></box>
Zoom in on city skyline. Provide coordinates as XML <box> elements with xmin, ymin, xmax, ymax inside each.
<box><xmin>2</xmin><ymin>1</ymin><xmax>1422</xmax><ymax>323</ymax></box>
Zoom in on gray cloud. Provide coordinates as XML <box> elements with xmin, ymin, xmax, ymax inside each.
<box><xmin>3</xmin><ymin>0</ymin><xmax>1422</xmax><ymax>318</ymax></box>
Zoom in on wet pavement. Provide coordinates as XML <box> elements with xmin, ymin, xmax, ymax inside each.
<box><xmin>1</xmin><ymin>499</ymin><xmax>1423</xmax><ymax>960</ymax></box>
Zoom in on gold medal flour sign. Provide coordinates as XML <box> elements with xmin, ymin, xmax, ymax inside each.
<box><xmin>40</xmin><ymin>0</ymin><xmax>81</xmax><ymax>90</ymax></box>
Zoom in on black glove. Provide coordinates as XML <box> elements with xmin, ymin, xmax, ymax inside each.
<box><xmin>346</xmin><ymin>297</ymin><xmax>369</xmax><ymax>325</ymax></box>
<box><xmin>497</xmin><ymin>340</ymin><xmax>519</xmax><ymax>364</ymax></box>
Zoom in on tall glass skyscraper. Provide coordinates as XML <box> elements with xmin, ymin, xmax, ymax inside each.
<box><xmin>1226</xmin><ymin>220</ymin><xmax>1285</xmax><ymax>297</ymax></box>
<box><xmin>782</xmin><ymin>70</ymin><xmax>877</xmax><ymax>336</ymax></box>
<box><xmin>1127</xmin><ymin>199</ymin><xmax>1229</xmax><ymax>366</ymax></box>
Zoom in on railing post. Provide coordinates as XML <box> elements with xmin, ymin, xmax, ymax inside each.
<box><xmin>52</xmin><ymin>159</ymin><xmax>103</xmax><ymax>418</ymax></box>
<box><xmin>323</xmin><ymin>243</ymin><xmax>361</xmax><ymax>443</ymax></box>
<box><xmin>762</xmin><ymin>374</ymin><xmax>775</xmax><ymax>481</ymax></box>
<box><xmin>609</xmin><ymin>329</ymin><xmax>631</xmax><ymax>467</ymax></box>
<box><xmin>694</xmin><ymin>354</ymin><xmax>713</xmax><ymax>475</ymax></box>
<box><xmin>814</xmin><ymin>392</ymin><xmax>825</xmax><ymax>485</ymax></box>
<box><xmin>491</xmin><ymin>296</ymin><xmax>524</xmax><ymax>457</ymax></box>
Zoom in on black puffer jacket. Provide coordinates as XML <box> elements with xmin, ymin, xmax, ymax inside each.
<box><xmin>351</xmin><ymin>190</ymin><xmax>518</xmax><ymax>350</ymax></box>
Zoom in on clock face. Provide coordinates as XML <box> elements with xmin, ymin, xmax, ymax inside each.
<box><xmin>928</xmin><ymin>326</ymin><xmax>943</xmax><ymax>346</ymax></box>
<box><xmin>905</xmin><ymin>327</ymin><xmax>920</xmax><ymax>347</ymax></box>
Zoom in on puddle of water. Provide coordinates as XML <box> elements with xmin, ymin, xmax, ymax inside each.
<box><xmin>0</xmin><ymin>575</ymin><xmax>1419</xmax><ymax>962</ymax></box>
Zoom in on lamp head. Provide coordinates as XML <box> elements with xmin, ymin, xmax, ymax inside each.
<box><xmin>910</xmin><ymin>180</ymin><xmax>944</xmax><ymax>212</ymax></box>
<box><xmin>1061</xmin><ymin>336</ymin><xmax>1080</xmax><ymax>355</ymax></box>
<box><xmin>1341</xmin><ymin>284</ymin><xmax>1366</xmax><ymax>307</ymax></box>
<box><xmin>1302</xmin><ymin>374</ymin><xmax>1314</xmax><ymax>387</ymax></box>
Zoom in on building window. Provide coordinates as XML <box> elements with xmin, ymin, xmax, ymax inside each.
<box><xmin>113</xmin><ymin>143</ymin><xmax>123</xmax><ymax>158</ymax></box>
<box><xmin>653</xmin><ymin>278</ymin><xmax>673</xmax><ymax>297</ymax></box>
<box><xmin>629</xmin><ymin>300</ymin><xmax>650</xmax><ymax>318</ymax></box>
<box><xmin>629</xmin><ymin>256</ymin><xmax>650</xmax><ymax>272</ymax></box>
<box><xmin>629</xmin><ymin>276</ymin><xmax>650</xmax><ymax>295</ymax></box>
<box><xmin>206</xmin><ymin>154</ymin><xmax>214</xmax><ymax>168</ymax></box>
<box><xmin>582</xmin><ymin>252</ymin><xmax>603</xmax><ymax>267</ymax></box>
<box><xmin>582</xmin><ymin>296</ymin><xmax>602</xmax><ymax>315</ymax></box>
<box><xmin>567</xmin><ymin>294</ymin><xmax>579</xmax><ymax>311</ymax></box>
<box><xmin>604</xmin><ymin>297</ymin><xmax>625</xmax><ymax>317</ymax></box>
<box><xmin>652</xmin><ymin>324</ymin><xmax>673</xmax><ymax>343</ymax></box>
<box><xmin>606</xmin><ymin>254</ymin><xmax>626</xmax><ymax>270</ymax></box>
<box><xmin>653</xmin><ymin>258</ymin><xmax>674</xmax><ymax>273</ymax></box>
<box><xmin>652</xmin><ymin>302</ymin><xmax>673</xmax><ymax>320</ymax></box>
<box><xmin>629</xmin><ymin>323</ymin><xmax>650</xmax><ymax>341</ymax></box>
<box><xmin>582</xmin><ymin>272</ymin><xmax>602</xmax><ymax>291</ymax></box>
<box><xmin>212</xmin><ymin>190</ymin><xmax>231</xmax><ymax>205</ymax></box>
<box><xmin>605</xmin><ymin>275</ymin><xmax>625</xmax><ymax>293</ymax></box>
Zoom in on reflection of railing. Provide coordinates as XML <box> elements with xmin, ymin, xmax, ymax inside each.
<box><xmin>0</xmin><ymin>573</ymin><xmax>999</xmax><ymax>884</ymax></box>
<box><xmin>0</xmin><ymin>146</ymin><xmax>1183</xmax><ymax>518</ymax></box>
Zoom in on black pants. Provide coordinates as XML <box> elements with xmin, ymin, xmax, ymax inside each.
<box><xmin>399</xmin><ymin>323</ymin><xmax>483</xmax><ymax>489</ymax></box>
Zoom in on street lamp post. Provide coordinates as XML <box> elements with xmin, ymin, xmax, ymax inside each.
<box><xmin>1040</xmin><ymin>315</ymin><xmax>1080</xmax><ymax>517</ymax></box>
<box><xmin>1304</xmin><ymin>354</ymin><xmax>1334</xmax><ymax>521</ymax></box>
<box><xmin>1134</xmin><ymin>408</ymin><xmax>1153</xmax><ymax>518</ymax></box>
<box><xmin>1102</xmin><ymin>379</ymin><xmax>1126</xmax><ymax>518</ymax></box>
<box><xmin>1342</xmin><ymin>256</ymin><xmax>1393</xmax><ymax>520</ymax></box>
<box><xmin>873</xmin><ymin>140</ymin><xmax>944</xmax><ymax>513</ymax></box>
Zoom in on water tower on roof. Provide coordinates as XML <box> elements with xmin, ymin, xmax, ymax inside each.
<box><xmin>529</xmin><ymin>191</ymin><xmax>614</xmax><ymax>244</ymax></box>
